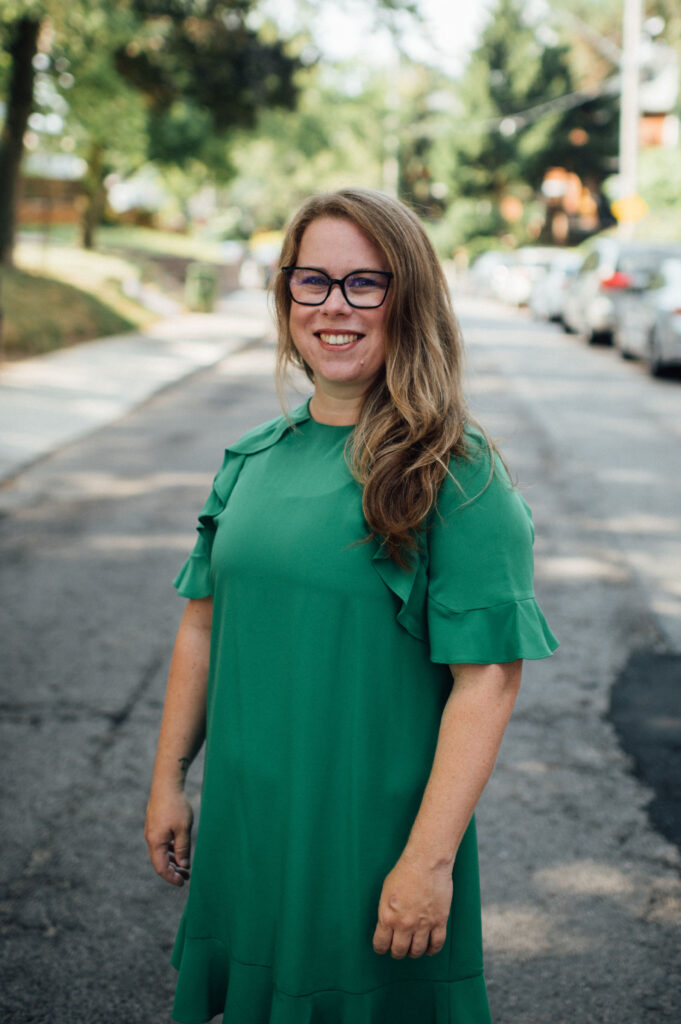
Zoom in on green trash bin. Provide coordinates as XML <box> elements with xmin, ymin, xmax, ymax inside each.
<box><xmin>185</xmin><ymin>262</ymin><xmax>217</xmax><ymax>312</ymax></box>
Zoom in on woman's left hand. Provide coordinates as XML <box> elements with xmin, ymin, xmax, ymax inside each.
<box><xmin>372</xmin><ymin>855</ymin><xmax>453</xmax><ymax>959</ymax></box>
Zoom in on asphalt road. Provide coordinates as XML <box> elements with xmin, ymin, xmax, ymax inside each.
<box><xmin>1</xmin><ymin>297</ymin><xmax>679</xmax><ymax>1023</ymax></box>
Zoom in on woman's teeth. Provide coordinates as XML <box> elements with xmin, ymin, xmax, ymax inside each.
<box><xmin>318</xmin><ymin>333</ymin><xmax>361</xmax><ymax>346</ymax></box>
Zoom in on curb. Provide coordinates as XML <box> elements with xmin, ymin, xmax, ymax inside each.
<box><xmin>0</xmin><ymin>291</ymin><xmax>273</xmax><ymax>484</ymax></box>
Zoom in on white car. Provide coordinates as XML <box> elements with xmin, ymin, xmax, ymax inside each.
<box><xmin>496</xmin><ymin>247</ymin><xmax>558</xmax><ymax>306</ymax></box>
<box><xmin>466</xmin><ymin>251</ymin><xmax>515</xmax><ymax>299</ymax></box>
<box><xmin>529</xmin><ymin>251</ymin><xmax>580</xmax><ymax>321</ymax></box>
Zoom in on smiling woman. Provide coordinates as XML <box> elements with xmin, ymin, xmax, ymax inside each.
<box><xmin>283</xmin><ymin>217</ymin><xmax>391</xmax><ymax>422</ymax></box>
<box><xmin>146</xmin><ymin>188</ymin><xmax>558</xmax><ymax>1024</ymax></box>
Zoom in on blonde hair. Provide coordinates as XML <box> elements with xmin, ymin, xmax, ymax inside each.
<box><xmin>273</xmin><ymin>188</ymin><xmax>489</xmax><ymax>566</ymax></box>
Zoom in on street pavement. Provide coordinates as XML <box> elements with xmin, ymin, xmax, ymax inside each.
<box><xmin>0</xmin><ymin>294</ymin><xmax>679</xmax><ymax>1023</ymax></box>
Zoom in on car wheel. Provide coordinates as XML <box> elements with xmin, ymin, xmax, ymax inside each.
<box><xmin>615</xmin><ymin>332</ymin><xmax>636</xmax><ymax>360</ymax></box>
<box><xmin>648</xmin><ymin>329</ymin><xmax>667</xmax><ymax>378</ymax></box>
<box><xmin>587</xmin><ymin>330</ymin><xmax>612</xmax><ymax>346</ymax></box>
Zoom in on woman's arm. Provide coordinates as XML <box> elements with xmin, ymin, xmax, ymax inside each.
<box><xmin>145</xmin><ymin>596</ymin><xmax>213</xmax><ymax>887</ymax></box>
<box><xmin>372</xmin><ymin>659</ymin><xmax>522</xmax><ymax>959</ymax></box>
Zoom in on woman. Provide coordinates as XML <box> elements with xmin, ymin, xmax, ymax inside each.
<box><xmin>146</xmin><ymin>188</ymin><xmax>558</xmax><ymax>1024</ymax></box>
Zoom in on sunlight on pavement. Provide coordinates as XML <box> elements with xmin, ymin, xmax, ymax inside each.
<box><xmin>535</xmin><ymin>555</ymin><xmax>629</xmax><ymax>583</ymax></box>
<box><xmin>534</xmin><ymin>861</ymin><xmax>635</xmax><ymax>897</ymax></box>
<box><xmin>483</xmin><ymin>905</ymin><xmax>594</xmax><ymax>955</ymax></box>
<box><xmin>577</xmin><ymin>514</ymin><xmax>681</xmax><ymax>535</ymax></box>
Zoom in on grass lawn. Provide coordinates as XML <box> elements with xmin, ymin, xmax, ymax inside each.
<box><xmin>1</xmin><ymin>264</ymin><xmax>145</xmax><ymax>360</ymax></box>
<box><xmin>4</xmin><ymin>223</ymin><xmax>239</xmax><ymax>360</ymax></box>
<box><xmin>19</xmin><ymin>223</ymin><xmax>229</xmax><ymax>262</ymax></box>
<box><xmin>2</xmin><ymin>235</ymin><xmax>166</xmax><ymax>359</ymax></box>
<box><xmin>14</xmin><ymin>238</ymin><xmax>163</xmax><ymax>319</ymax></box>
<box><xmin>99</xmin><ymin>224</ymin><xmax>228</xmax><ymax>261</ymax></box>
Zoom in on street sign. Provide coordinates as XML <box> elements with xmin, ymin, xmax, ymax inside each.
<box><xmin>611</xmin><ymin>194</ymin><xmax>649</xmax><ymax>223</ymax></box>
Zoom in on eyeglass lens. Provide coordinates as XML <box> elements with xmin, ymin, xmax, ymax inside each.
<box><xmin>288</xmin><ymin>269</ymin><xmax>390</xmax><ymax>307</ymax></box>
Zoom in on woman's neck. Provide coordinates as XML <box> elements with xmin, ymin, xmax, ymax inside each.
<box><xmin>309</xmin><ymin>390</ymin><xmax>363</xmax><ymax>426</ymax></box>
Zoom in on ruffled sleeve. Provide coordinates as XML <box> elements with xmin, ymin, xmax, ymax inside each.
<box><xmin>172</xmin><ymin>451</ymin><xmax>247</xmax><ymax>599</ymax></box>
<box><xmin>426</xmin><ymin>434</ymin><xmax>558</xmax><ymax>664</ymax></box>
<box><xmin>172</xmin><ymin>402</ymin><xmax>312</xmax><ymax>600</ymax></box>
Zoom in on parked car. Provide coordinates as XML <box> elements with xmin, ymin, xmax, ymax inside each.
<box><xmin>529</xmin><ymin>250</ymin><xmax>581</xmax><ymax>322</ymax></box>
<box><xmin>561</xmin><ymin>239</ymin><xmax>680</xmax><ymax>344</ymax></box>
<box><xmin>495</xmin><ymin>247</ymin><xmax>558</xmax><ymax>306</ymax></box>
<box><xmin>614</xmin><ymin>251</ymin><xmax>681</xmax><ymax>376</ymax></box>
<box><xmin>466</xmin><ymin>250</ymin><xmax>515</xmax><ymax>299</ymax></box>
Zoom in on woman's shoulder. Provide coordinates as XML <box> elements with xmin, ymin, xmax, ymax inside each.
<box><xmin>430</xmin><ymin>425</ymin><xmax>535</xmax><ymax>558</ymax></box>
<box><xmin>207</xmin><ymin>402</ymin><xmax>310</xmax><ymax>500</ymax></box>
<box><xmin>441</xmin><ymin>425</ymin><xmax>512</xmax><ymax>503</ymax></box>
<box><xmin>227</xmin><ymin>401</ymin><xmax>310</xmax><ymax>456</ymax></box>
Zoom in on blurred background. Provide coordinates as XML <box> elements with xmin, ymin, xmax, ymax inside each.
<box><xmin>1</xmin><ymin>0</ymin><xmax>680</xmax><ymax>365</ymax></box>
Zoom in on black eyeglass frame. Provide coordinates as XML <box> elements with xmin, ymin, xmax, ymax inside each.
<box><xmin>281</xmin><ymin>266</ymin><xmax>394</xmax><ymax>308</ymax></box>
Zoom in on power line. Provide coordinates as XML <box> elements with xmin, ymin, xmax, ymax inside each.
<box><xmin>442</xmin><ymin>74</ymin><xmax>621</xmax><ymax>138</ymax></box>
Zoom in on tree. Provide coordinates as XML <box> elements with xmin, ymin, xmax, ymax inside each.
<box><xmin>0</xmin><ymin>0</ymin><xmax>303</xmax><ymax>261</ymax></box>
<box><xmin>1</xmin><ymin>0</ymin><xmax>419</xmax><ymax>263</ymax></box>
<box><xmin>218</xmin><ymin>64</ymin><xmax>387</xmax><ymax>234</ymax></box>
<box><xmin>441</xmin><ymin>0</ymin><xmax>619</xmax><ymax>246</ymax></box>
<box><xmin>0</xmin><ymin>4</ymin><xmax>41</xmax><ymax>264</ymax></box>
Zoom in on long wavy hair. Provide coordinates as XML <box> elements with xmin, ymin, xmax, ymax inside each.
<box><xmin>273</xmin><ymin>188</ymin><xmax>492</xmax><ymax>567</ymax></box>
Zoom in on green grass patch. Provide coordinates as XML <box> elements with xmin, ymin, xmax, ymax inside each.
<box><xmin>1</xmin><ymin>266</ymin><xmax>138</xmax><ymax>359</ymax></box>
<box><xmin>98</xmin><ymin>225</ymin><xmax>228</xmax><ymax>262</ymax></box>
<box><xmin>20</xmin><ymin>223</ymin><xmax>229</xmax><ymax>261</ymax></box>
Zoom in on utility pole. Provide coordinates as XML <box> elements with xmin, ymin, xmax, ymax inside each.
<box><xmin>618</xmin><ymin>0</ymin><xmax>643</xmax><ymax>239</ymax></box>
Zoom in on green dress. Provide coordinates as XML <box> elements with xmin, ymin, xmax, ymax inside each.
<box><xmin>170</xmin><ymin>400</ymin><xmax>558</xmax><ymax>1024</ymax></box>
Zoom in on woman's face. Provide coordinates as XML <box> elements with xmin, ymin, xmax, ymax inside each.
<box><xmin>288</xmin><ymin>217</ymin><xmax>390</xmax><ymax>402</ymax></box>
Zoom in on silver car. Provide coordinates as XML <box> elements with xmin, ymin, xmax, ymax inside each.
<box><xmin>562</xmin><ymin>239</ymin><xmax>678</xmax><ymax>345</ymax></box>
<box><xmin>615</xmin><ymin>253</ymin><xmax>681</xmax><ymax>376</ymax></box>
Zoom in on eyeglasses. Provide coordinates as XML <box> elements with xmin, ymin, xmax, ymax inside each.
<box><xmin>282</xmin><ymin>266</ymin><xmax>393</xmax><ymax>308</ymax></box>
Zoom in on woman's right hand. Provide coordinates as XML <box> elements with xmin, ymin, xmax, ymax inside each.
<box><xmin>145</xmin><ymin>789</ymin><xmax>194</xmax><ymax>887</ymax></box>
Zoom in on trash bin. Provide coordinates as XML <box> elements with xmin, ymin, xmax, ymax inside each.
<box><xmin>185</xmin><ymin>262</ymin><xmax>218</xmax><ymax>312</ymax></box>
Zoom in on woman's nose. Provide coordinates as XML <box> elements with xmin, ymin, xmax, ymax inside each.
<box><xmin>322</xmin><ymin>282</ymin><xmax>351</xmax><ymax>312</ymax></box>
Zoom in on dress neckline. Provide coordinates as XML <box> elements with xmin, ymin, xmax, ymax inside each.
<box><xmin>306</xmin><ymin>398</ymin><xmax>356</xmax><ymax>430</ymax></box>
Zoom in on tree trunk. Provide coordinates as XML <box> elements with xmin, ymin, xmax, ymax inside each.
<box><xmin>79</xmin><ymin>144</ymin><xmax>107</xmax><ymax>250</ymax></box>
<box><xmin>0</xmin><ymin>17</ymin><xmax>41</xmax><ymax>266</ymax></box>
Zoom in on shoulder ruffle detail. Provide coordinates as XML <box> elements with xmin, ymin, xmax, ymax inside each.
<box><xmin>173</xmin><ymin>403</ymin><xmax>312</xmax><ymax>599</ymax></box>
<box><xmin>371</xmin><ymin>541</ymin><xmax>429</xmax><ymax>643</ymax></box>
<box><xmin>370</xmin><ymin>429</ymin><xmax>558</xmax><ymax>663</ymax></box>
<box><xmin>428</xmin><ymin>594</ymin><xmax>559</xmax><ymax>665</ymax></box>
<box><xmin>371</xmin><ymin>547</ymin><xmax>558</xmax><ymax>663</ymax></box>
<box><xmin>227</xmin><ymin>402</ymin><xmax>311</xmax><ymax>455</ymax></box>
<box><xmin>173</xmin><ymin>452</ymin><xmax>247</xmax><ymax>599</ymax></box>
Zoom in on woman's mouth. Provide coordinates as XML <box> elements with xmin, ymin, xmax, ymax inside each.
<box><xmin>316</xmin><ymin>332</ymin><xmax>364</xmax><ymax>348</ymax></box>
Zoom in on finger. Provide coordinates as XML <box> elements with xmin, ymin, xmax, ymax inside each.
<box><xmin>168</xmin><ymin>851</ymin><xmax>190</xmax><ymax>881</ymax></box>
<box><xmin>390</xmin><ymin>931</ymin><xmax>413</xmax><ymax>960</ymax></box>
<box><xmin>171</xmin><ymin>829</ymin><xmax>192</xmax><ymax>869</ymax></box>
<box><xmin>168</xmin><ymin>838</ymin><xmax>191</xmax><ymax>877</ymax></box>
<box><xmin>149</xmin><ymin>842</ymin><xmax>186</xmax><ymax>887</ymax></box>
<box><xmin>372</xmin><ymin>922</ymin><xmax>393</xmax><ymax>955</ymax></box>
<box><xmin>408</xmin><ymin>929</ymin><xmax>431</xmax><ymax>958</ymax></box>
<box><xmin>426</xmin><ymin>924</ymin><xmax>447</xmax><ymax>956</ymax></box>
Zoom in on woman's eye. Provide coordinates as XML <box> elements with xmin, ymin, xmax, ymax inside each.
<box><xmin>298</xmin><ymin>273</ymin><xmax>328</xmax><ymax>287</ymax></box>
<box><xmin>347</xmin><ymin>274</ymin><xmax>382</xmax><ymax>289</ymax></box>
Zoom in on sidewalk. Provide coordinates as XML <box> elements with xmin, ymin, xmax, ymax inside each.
<box><xmin>0</xmin><ymin>289</ymin><xmax>273</xmax><ymax>483</ymax></box>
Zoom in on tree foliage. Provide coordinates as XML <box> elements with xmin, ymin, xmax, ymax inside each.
<box><xmin>0</xmin><ymin>0</ymin><xmax>305</xmax><ymax>259</ymax></box>
<box><xmin>427</xmin><ymin>0</ymin><xmax>620</xmax><ymax>248</ymax></box>
<box><xmin>451</xmin><ymin>0</ymin><xmax>618</xmax><ymax>194</ymax></box>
